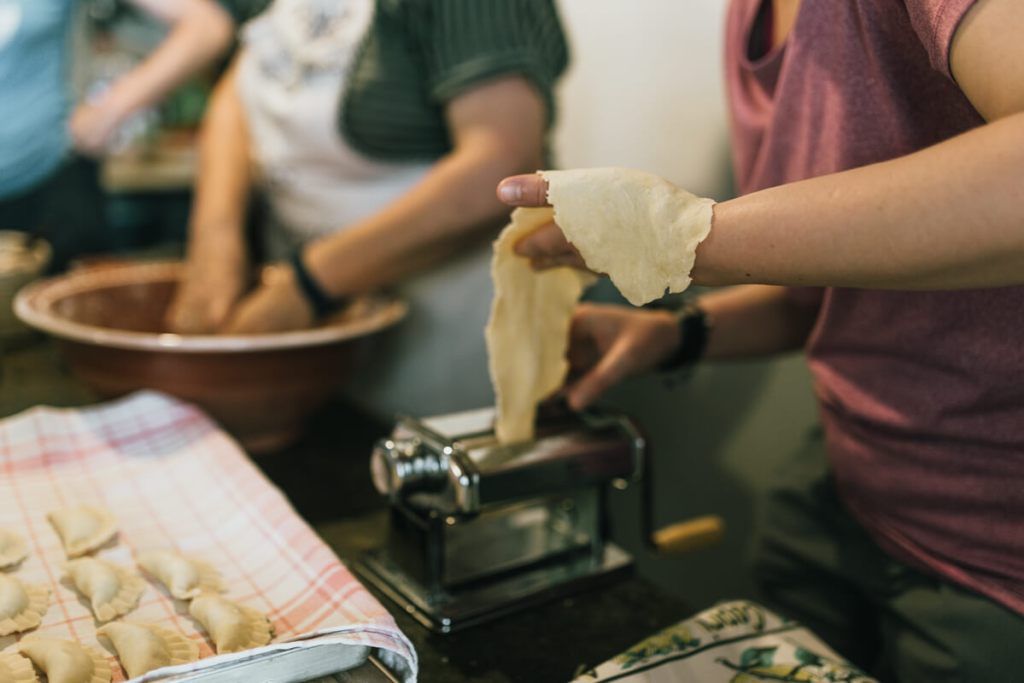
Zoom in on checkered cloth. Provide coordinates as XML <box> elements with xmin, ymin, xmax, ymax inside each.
<box><xmin>0</xmin><ymin>392</ymin><xmax>417</xmax><ymax>682</ymax></box>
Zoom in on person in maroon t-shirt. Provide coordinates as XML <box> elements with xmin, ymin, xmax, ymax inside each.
<box><xmin>496</xmin><ymin>0</ymin><xmax>1024</xmax><ymax>680</ymax></box>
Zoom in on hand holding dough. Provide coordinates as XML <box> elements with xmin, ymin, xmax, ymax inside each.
<box><xmin>541</xmin><ymin>168</ymin><xmax>714</xmax><ymax>306</ymax></box>
<box><xmin>486</xmin><ymin>168</ymin><xmax>714</xmax><ymax>443</ymax></box>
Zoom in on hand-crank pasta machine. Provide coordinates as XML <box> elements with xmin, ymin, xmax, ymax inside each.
<box><xmin>356</xmin><ymin>405</ymin><xmax>723</xmax><ymax>633</ymax></box>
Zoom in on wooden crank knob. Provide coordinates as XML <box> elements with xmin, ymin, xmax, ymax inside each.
<box><xmin>651</xmin><ymin>514</ymin><xmax>726</xmax><ymax>554</ymax></box>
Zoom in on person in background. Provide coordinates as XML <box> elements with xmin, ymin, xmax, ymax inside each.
<box><xmin>497</xmin><ymin>0</ymin><xmax>1024</xmax><ymax>679</ymax></box>
<box><xmin>167</xmin><ymin>0</ymin><xmax>567</xmax><ymax>417</ymax></box>
<box><xmin>0</xmin><ymin>0</ymin><xmax>235</xmax><ymax>270</ymax></box>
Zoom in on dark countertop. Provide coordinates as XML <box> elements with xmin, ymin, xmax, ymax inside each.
<box><xmin>2</xmin><ymin>337</ymin><xmax>692</xmax><ymax>683</ymax></box>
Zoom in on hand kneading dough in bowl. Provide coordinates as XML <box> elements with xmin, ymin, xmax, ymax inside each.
<box><xmin>486</xmin><ymin>207</ymin><xmax>598</xmax><ymax>444</ymax></box>
<box><xmin>65</xmin><ymin>557</ymin><xmax>145</xmax><ymax>622</ymax></box>
<box><xmin>542</xmin><ymin>168</ymin><xmax>714</xmax><ymax>306</ymax></box>
<box><xmin>0</xmin><ymin>651</ymin><xmax>38</xmax><ymax>683</ymax></box>
<box><xmin>18</xmin><ymin>636</ymin><xmax>112</xmax><ymax>683</ymax></box>
<box><xmin>486</xmin><ymin>169</ymin><xmax>714</xmax><ymax>444</ymax></box>
<box><xmin>97</xmin><ymin>622</ymin><xmax>199</xmax><ymax>679</ymax></box>
<box><xmin>0</xmin><ymin>527</ymin><xmax>28</xmax><ymax>569</ymax></box>
<box><xmin>47</xmin><ymin>506</ymin><xmax>118</xmax><ymax>558</ymax></box>
<box><xmin>189</xmin><ymin>594</ymin><xmax>273</xmax><ymax>654</ymax></box>
<box><xmin>0</xmin><ymin>575</ymin><xmax>50</xmax><ymax>636</ymax></box>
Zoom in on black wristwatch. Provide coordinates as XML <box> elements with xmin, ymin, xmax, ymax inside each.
<box><xmin>658</xmin><ymin>300</ymin><xmax>711</xmax><ymax>373</ymax></box>
<box><xmin>289</xmin><ymin>247</ymin><xmax>347</xmax><ymax>319</ymax></box>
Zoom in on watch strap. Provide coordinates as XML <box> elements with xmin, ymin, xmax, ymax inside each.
<box><xmin>289</xmin><ymin>247</ymin><xmax>345</xmax><ymax>319</ymax></box>
<box><xmin>658</xmin><ymin>301</ymin><xmax>710</xmax><ymax>372</ymax></box>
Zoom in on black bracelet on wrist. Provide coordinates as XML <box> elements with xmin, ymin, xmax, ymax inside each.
<box><xmin>658</xmin><ymin>301</ymin><xmax>711</xmax><ymax>373</ymax></box>
<box><xmin>289</xmin><ymin>247</ymin><xmax>345</xmax><ymax>319</ymax></box>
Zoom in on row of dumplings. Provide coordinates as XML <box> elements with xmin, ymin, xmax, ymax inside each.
<box><xmin>0</xmin><ymin>505</ymin><xmax>273</xmax><ymax>682</ymax></box>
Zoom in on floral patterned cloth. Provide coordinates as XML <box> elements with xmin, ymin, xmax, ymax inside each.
<box><xmin>570</xmin><ymin>601</ymin><xmax>877</xmax><ymax>683</ymax></box>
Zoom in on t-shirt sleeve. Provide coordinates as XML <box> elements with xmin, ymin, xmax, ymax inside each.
<box><xmin>903</xmin><ymin>0</ymin><xmax>980</xmax><ymax>79</ymax></box>
<box><xmin>416</xmin><ymin>0</ymin><xmax>569</xmax><ymax>115</ymax></box>
<box><xmin>214</xmin><ymin>0</ymin><xmax>271</xmax><ymax>25</ymax></box>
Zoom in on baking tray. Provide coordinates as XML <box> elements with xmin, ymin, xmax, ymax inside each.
<box><xmin>149</xmin><ymin>641</ymin><xmax>374</xmax><ymax>682</ymax></box>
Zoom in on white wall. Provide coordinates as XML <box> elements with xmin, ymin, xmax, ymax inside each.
<box><xmin>551</xmin><ymin>0</ymin><xmax>820</xmax><ymax>609</ymax></box>
<box><xmin>554</xmin><ymin>0</ymin><xmax>733</xmax><ymax>198</ymax></box>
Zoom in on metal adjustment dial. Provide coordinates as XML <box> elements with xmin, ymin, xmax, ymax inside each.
<box><xmin>370</xmin><ymin>437</ymin><xmax>448</xmax><ymax>502</ymax></box>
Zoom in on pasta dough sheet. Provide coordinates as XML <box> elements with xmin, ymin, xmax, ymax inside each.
<box><xmin>542</xmin><ymin>168</ymin><xmax>714</xmax><ymax>306</ymax></box>
<box><xmin>486</xmin><ymin>207</ymin><xmax>597</xmax><ymax>444</ymax></box>
<box><xmin>486</xmin><ymin>168</ymin><xmax>714</xmax><ymax>444</ymax></box>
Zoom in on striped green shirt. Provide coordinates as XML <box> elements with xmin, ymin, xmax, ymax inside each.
<box><xmin>219</xmin><ymin>0</ymin><xmax>568</xmax><ymax>161</ymax></box>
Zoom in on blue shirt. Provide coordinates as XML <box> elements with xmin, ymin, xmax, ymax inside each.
<box><xmin>0</xmin><ymin>0</ymin><xmax>73</xmax><ymax>199</ymax></box>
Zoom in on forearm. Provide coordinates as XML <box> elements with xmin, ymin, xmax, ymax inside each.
<box><xmin>186</xmin><ymin>66</ymin><xmax>250</xmax><ymax>264</ymax></box>
<box><xmin>696</xmin><ymin>112</ymin><xmax>1024</xmax><ymax>290</ymax></box>
<box><xmin>307</xmin><ymin>140</ymin><xmax>541</xmax><ymax>295</ymax></box>
<box><xmin>102</xmin><ymin>0</ymin><xmax>234</xmax><ymax>121</ymax></box>
<box><xmin>694</xmin><ymin>285</ymin><xmax>819</xmax><ymax>361</ymax></box>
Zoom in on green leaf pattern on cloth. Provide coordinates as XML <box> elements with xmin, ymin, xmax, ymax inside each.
<box><xmin>570</xmin><ymin>601</ymin><xmax>878</xmax><ymax>683</ymax></box>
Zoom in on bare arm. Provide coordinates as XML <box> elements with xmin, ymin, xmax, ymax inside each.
<box><xmin>71</xmin><ymin>0</ymin><xmax>235</xmax><ymax>155</ymax></box>
<box><xmin>502</xmin><ymin>0</ymin><xmax>1024</xmax><ymax>292</ymax></box>
<box><xmin>305</xmin><ymin>76</ymin><xmax>546</xmax><ymax>296</ymax></box>
<box><xmin>496</xmin><ymin>0</ymin><xmax>1024</xmax><ymax>407</ymax></box>
<box><xmin>560</xmin><ymin>284</ymin><xmax>818</xmax><ymax>409</ymax></box>
<box><xmin>699</xmin><ymin>114</ymin><xmax>1024</xmax><ymax>290</ymax></box>
<box><xmin>220</xmin><ymin>75</ymin><xmax>547</xmax><ymax>333</ymax></box>
<box><xmin>698</xmin><ymin>0</ymin><xmax>1024</xmax><ymax>290</ymax></box>
<box><xmin>166</xmin><ymin>61</ymin><xmax>251</xmax><ymax>333</ymax></box>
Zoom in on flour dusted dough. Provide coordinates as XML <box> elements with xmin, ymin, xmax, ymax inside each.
<box><xmin>97</xmin><ymin>622</ymin><xmax>199</xmax><ymax>679</ymax></box>
<box><xmin>486</xmin><ymin>207</ymin><xmax>598</xmax><ymax>444</ymax></box>
<box><xmin>18</xmin><ymin>637</ymin><xmax>112</xmax><ymax>683</ymax></box>
<box><xmin>189</xmin><ymin>594</ymin><xmax>273</xmax><ymax>654</ymax></box>
<box><xmin>0</xmin><ymin>575</ymin><xmax>49</xmax><ymax>636</ymax></box>
<box><xmin>0</xmin><ymin>527</ymin><xmax>28</xmax><ymax>569</ymax></box>
<box><xmin>65</xmin><ymin>558</ymin><xmax>145</xmax><ymax>623</ymax></box>
<box><xmin>0</xmin><ymin>651</ymin><xmax>38</xmax><ymax>683</ymax></box>
<box><xmin>542</xmin><ymin>168</ymin><xmax>715</xmax><ymax>306</ymax></box>
<box><xmin>136</xmin><ymin>550</ymin><xmax>222</xmax><ymax>601</ymax></box>
<box><xmin>47</xmin><ymin>506</ymin><xmax>117</xmax><ymax>558</ymax></box>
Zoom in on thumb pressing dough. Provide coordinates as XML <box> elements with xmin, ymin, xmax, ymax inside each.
<box><xmin>543</xmin><ymin>168</ymin><xmax>714</xmax><ymax>306</ymax></box>
<box><xmin>486</xmin><ymin>207</ymin><xmax>598</xmax><ymax>444</ymax></box>
<box><xmin>486</xmin><ymin>169</ymin><xmax>714</xmax><ymax>444</ymax></box>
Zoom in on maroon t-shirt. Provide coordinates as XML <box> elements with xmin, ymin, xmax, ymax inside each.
<box><xmin>725</xmin><ymin>0</ymin><xmax>1024</xmax><ymax>614</ymax></box>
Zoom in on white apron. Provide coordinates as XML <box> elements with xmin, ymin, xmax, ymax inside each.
<box><xmin>237</xmin><ymin>0</ymin><xmax>495</xmax><ymax>418</ymax></box>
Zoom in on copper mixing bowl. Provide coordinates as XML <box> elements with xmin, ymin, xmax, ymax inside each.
<box><xmin>14</xmin><ymin>262</ymin><xmax>407</xmax><ymax>453</ymax></box>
